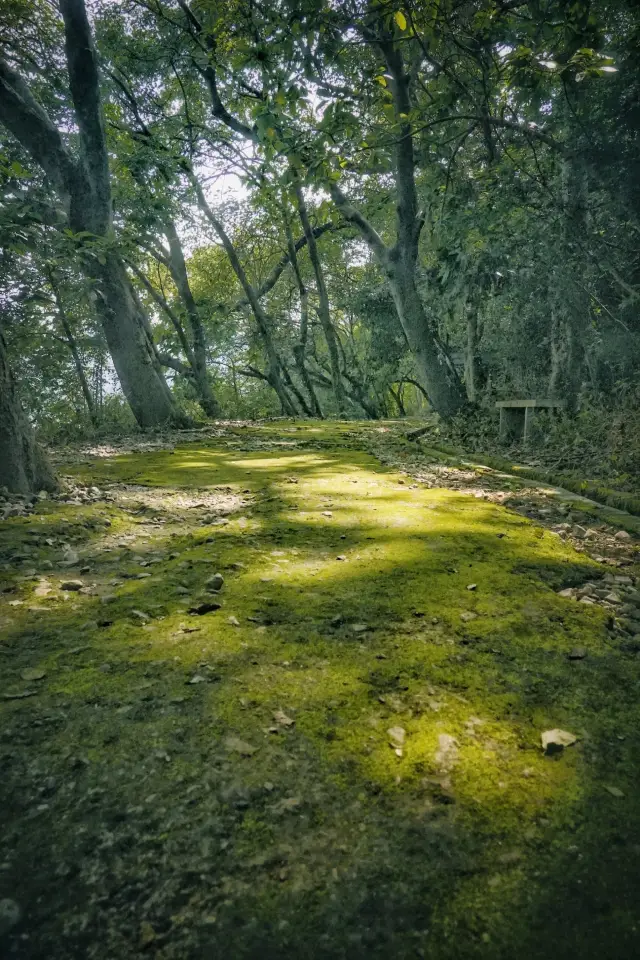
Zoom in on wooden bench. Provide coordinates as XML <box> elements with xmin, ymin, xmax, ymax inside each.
<box><xmin>496</xmin><ymin>399</ymin><xmax>566</xmax><ymax>444</ymax></box>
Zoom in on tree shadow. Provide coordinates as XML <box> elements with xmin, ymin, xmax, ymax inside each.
<box><xmin>1</xmin><ymin>440</ymin><xmax>639</xmax><ymax>959</ymax></box>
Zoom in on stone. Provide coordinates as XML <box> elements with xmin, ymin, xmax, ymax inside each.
<box><xmin>206</xmin><ymin>573</ymin><xmax>224</xmax><ymax>592</ymax></box>
<box><xmin>541</xmin><ymin>729</ymin><xmax>577</xmax><ymax>755</ymax></box>
<box><xmin>614</xmin><ymin>530</ymin><xmax>631</xmax><ymax>541</ymax></box>
<box><xmin>387</xmin><ymin>726</ymin><xmax>406</xmax><ymax>746</ymax></box>
<box><xmin>466</xmin><ymin>583</ymin><xmax>477</xmax><ymax>591</ymax></box>
<box><xmin>567</xmin><ymin>648</ymin><xmax>587</xmax><ymax>660</ymax></box>
<box><xmin>21</xmin><ymin>668</ymin><xmax>46</xmax><ymax>681</ymax></box>
<box><xmin>557</xmin><ymin>588</ymin><xmax>575</xmax><ymax>599</ymax></box>
<box><xmin>0</xmin><ymin>898</ymin><xmax>21</xmax><ymax>936</ymax></box>
<box><xmin>188</xmin><ymin>601</ymin><xmax>222</xmax><ymax>615</ymax></box>
<box><xmin>60</xmin><ymin>580</ymin><xmax>83</xmax><ymax>591</ymax></box>
<box><xmin>435</xmin><ymin>734</ymin><xmax>459</xmax><ymax>771</ymax></box>
<box><xmin>460</xmin><ymin>611</ymin><xmax>477</xmax><ymax>622</ymax></box>
<box><xmin>224</xmin><ymin>735</ymin><xmax>258</xmax><ymax>756</ymax></box>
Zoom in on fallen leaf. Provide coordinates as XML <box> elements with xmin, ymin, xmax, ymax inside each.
<box><xmin>604</xmin><ymin>785</ymin><xmax>624</xmax><ymax>798</ymax></box>
<box><xmin>274</xmin><ymin>709</ymin><xmax>295</xmax><ymax>728</ymax></box>
<box><xmin>139</xmin><ymin>921</ymin><xmax>156</xmax><ymax>948</ymax></box>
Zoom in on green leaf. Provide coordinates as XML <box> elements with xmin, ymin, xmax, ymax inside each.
<box><xmin>394</xmin><ymin>11</ymin><xmax>407</xmax><ymax>31</ymax></box>
<box><xmin>374</xmin><ymin>75</ymin><xmax>387</xmax><ymax>86</ymax></box>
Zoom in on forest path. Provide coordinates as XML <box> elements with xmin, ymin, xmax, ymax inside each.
<box><xmin>1</xmin><ymin>421</ymin><xmax>640</xmax><ymax>959</ymax></box>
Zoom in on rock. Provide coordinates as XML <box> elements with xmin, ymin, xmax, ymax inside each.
<box><xmin>60</xmin><ymin>579</ymin><xmax>83</xmax><ymax>591</ymax></box>
<box><xmin>21</xmin><ymin>668</ymin><xmax>46</xmax><ymax>681</ymax></box>
<box><xmin>131</xmin><ymin>609</ymin><xmax>150</xmax><ymax>622</ymax></box>
<box><xmin>567</xmin><ymin>648</ymin><xmax>587</xmax><ymax>660</ymax></box>
<box><xmin>60</xmin><ymin>548</ymin><xmax>80</xmax><ymax>566</ymax></box>
<box><xmin>466</xmin><ymin>583</ymin><xmax>477</xmax><ymax>591</ymax></box>
<box><xmin>206</xmin><ymin>573</ymin><xmax>224</xmax><ymax>592</ymax></box>
<box><xmin>336</xmin><ymin>555</ymin><xmax>347</xmax><ymax>561</ymax></box>
<box><xmin>541</xmin><ymin>729</ymin><xmax>577</xmax><ymax>755</ymax></box>
<box><xmin>227</xmin><ymin>616</ymin><xmax>240</xmax><ymax>626</ymax></box>
<box><xmin>322</xmin><ymin>511</ymin><xmax>333</xmax><ymax>518</ymax></box>
<box><xmin>572</xmin><ymin>525</ymin><xmax>587</xmax><ymax>539</ymax></box>
<box><xmin>351</xmin><ymin>623</ymin><xmax>369</xmax><ymax>634</ymax></box>
<box><xmin>614</xmin><ymin>530</ymin><xmax>632</xmax><ymax>541</ymax></box>
<box><xmin>604</xmin><ymin>592</ymin><xmax>622</xmax><ymax>604</ymax></box>
<box><xmin>387</xmin><ymin>726</ymin><xmax>406</xmax><ymax>746</ymax></box>
<box><xmin>2</xmin><ymin>690</ymin><xmax>36</xmax><ymax>700</ymax></box>
<box><xmin>460</xmin><ymin>611</ymin><xmax>477</xmax><ymax>622</ymax></box>
<box><xmin>557</xmin><ymin>588</ymin><xmax>575</xmax><ymax>598</ymax></box>
<box><xmin>187</xmin><ymin>674</ymin><xmax>208</xmax><ymax>685</ymax></box>
<box><xmin>435</xmin><ymin>733</ymin><xmax>459</xmax><ymax>771</ymax></box>
<box><xmin>188</xmin><ymin>601</ymin><xmax>222</xmax><ymax>615</ymax></box>
<box><xmin>0</xmin><ymin>898</ymin><xmax>21</xmax><ymax>936</ymax></box>
<box><xmin>224</xmin><ymin>735</ymin><xmax>258</xmax><ymax>756</ymax></box>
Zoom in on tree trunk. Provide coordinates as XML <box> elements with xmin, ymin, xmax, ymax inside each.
<box><xmin>326</xmin><ymin>30</ymin><xmax>467</xmax><ymax>420</ymax></box>
<box><xmin>191</xmin><ymin>175</ymin><xmax>297</xmax><ymax>416</ymax></box>
<box><xmin>0</xmin><ymin>322</ymin><xmax>57</xmax><ymax>495</ymax></box>
<box><xmin>0</xmin><ymin>2</ymin><xmax>182</xmax><ymax>430</ymax></box>
<box><xmin>94</xmin><ymin>252</ymin><xmax>183</xmax><ymax>427</ymax></box>
<box><xmin>464</xmin><ymin>307</ymin><xmax>485</xmax><ymax>403</ymax></box>
<box><xmin>48</xmin><ymin>270</ymin><xmax>98</xmax><ymax>425</ymax></box>
<box><xmin>386</xmin><ymin>259</ymin><xmax>465</xmax><ymax>418</ymax></box>
<box><xmin>284</xmin><ymin>217</ymin><xmax>324</xmax><ymax>418</ymax></box>
<box><xmin>164</xmin><ymin>220</ymin><xmax>219</xmax><ymax>417</ymax></box>
<box><xmin>293</xmin><ymin>182</ymin><xmax>347</xmax><ymax>414</ymax></box>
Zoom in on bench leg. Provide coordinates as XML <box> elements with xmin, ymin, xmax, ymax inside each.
<box><xmin>524</xmin><ymin>407</ymin><xmax>534</xmax><ymax>445</ymax></box>
<box><xmin>500</xmin><ymin>408</ymin><xmax>525</xmax><ymax>443</ymax></box>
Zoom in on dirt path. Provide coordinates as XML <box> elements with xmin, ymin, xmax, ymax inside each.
<box><xmin>1</xmin><ymin>422</ymin><xmax>640</xmax><ymax>959</ymax></box>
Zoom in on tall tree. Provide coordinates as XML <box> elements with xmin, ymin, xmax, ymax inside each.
<box><xmin>0</xmin><ymin>0</ymin><xmax>183</xmax><ymax>427</ymax></box>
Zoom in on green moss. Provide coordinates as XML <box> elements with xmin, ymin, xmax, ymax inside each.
<box><xmin>1</xmin><ymin>422</ymin><xmax>639</xmax><ymax>959</ymax></box>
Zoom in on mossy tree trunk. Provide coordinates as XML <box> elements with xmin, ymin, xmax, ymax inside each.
<box><xmin>0</xmin><ymin>322</ymin><xmax>58</xmax><ymax>495</ymax></box>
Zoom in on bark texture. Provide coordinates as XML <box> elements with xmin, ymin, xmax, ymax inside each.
<box><xmin>0</xmin><ymin>323</ymin><xmax>57</xmax><ymax>495</ymax></box>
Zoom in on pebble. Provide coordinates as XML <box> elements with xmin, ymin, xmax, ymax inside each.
<box><xmin>0</xmin><ymin>898</ymin><xmax>21</xmax><ymax>936</ymax></box>
<box><xmin>60</xmin><ymin>580</ymin><xmax>83</xmax><ymax>591</ymax></box>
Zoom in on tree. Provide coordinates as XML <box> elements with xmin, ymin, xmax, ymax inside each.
<box><xmin>0</xmin><ymin>0</ymin><xmax>184</xmax><ymax>428</ymax></box>
<box><xmin>0</xmin><ymin>315</ymin><xmax>57</xmax><ymax>494</ymax></box>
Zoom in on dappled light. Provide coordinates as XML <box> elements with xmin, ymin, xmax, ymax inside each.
<box><xmin>1</xmin><ymin>423</ymin><xmax>639</xmax><ymax>958</ymax></box>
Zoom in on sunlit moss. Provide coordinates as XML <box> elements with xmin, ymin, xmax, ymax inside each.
<box><xmin>1</xmin><ymin>423</ymin><xmax>638</xmax><ymax>958</ymax></box>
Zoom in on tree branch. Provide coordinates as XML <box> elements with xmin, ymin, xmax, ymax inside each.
<box><xmin>0</xmin><ymin>56</ymin><xmax>77</xmax><ymax>204</ymax></box>
<box><xmin>329</xmin><ymin>183</ymin><xmax>389</xmax><ymax>264</ymax></box>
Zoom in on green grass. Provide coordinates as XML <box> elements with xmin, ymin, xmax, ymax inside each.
<box><xmin>1</xmin><ymin>422</ymin><xmax>639</xmax><ymax>959</ymax></box>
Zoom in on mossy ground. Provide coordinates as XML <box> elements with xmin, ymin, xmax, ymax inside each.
<box><xmin>1</xmin><ymin>422</ymin><xmax>640</xmax><ymax>959</ymax></box>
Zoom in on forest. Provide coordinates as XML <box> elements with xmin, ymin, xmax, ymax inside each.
<box><xmin>1</xmin><ymin>1</ymin><xmax>640</xmax><ymax>958</ymax></box>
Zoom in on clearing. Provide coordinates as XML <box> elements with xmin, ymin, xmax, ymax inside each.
<box><xmin>1</xmin><ymin>421</ymin><xmax>640</xmax><ymax>959</ymax></box>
